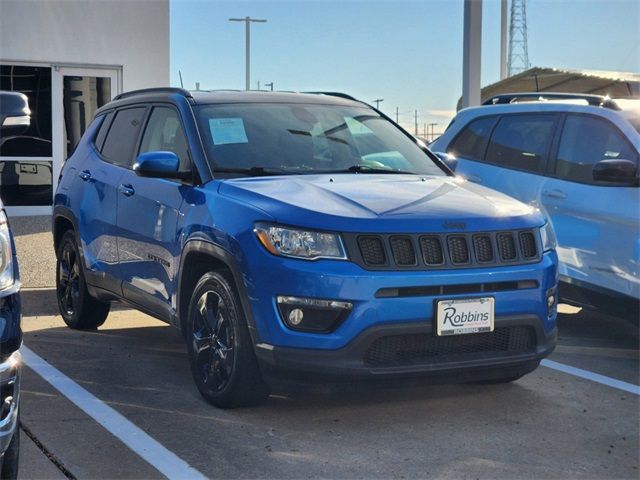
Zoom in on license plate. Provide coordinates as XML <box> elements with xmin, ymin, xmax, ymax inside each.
<box><xmin>20</xmin><ymin>163</ymin><xmax>37</xmax><ymax>174</ymax></box>
<box><xmin>436</xmin><ymin>297</ymin><xmax>494</xmax><ymax>336</ymax></box>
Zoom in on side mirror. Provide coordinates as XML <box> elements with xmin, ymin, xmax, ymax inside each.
<box><xmin>134</xmin><ymin>151</ymin><xmax>188</xmax><ymax>179</ymax></box>
<box><xmin>434</xmin><ymin>152</ymin><xmax>458</xmax><ymax>172</ymax></box>
<box><xmin>0</xmin><ymin>91</ymin><xmax>31</xmax><ymax>136</ymax></box>
<box><xmin>593</xmin><ymin>159</ymin><xmax>638</xmax><ymax>185</ymax></box>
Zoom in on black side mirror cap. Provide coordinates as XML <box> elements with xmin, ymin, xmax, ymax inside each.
<box><xmin>593</xmin><ymin>159</ymin><xmax>638</xmax><ymax>186</ymax></box>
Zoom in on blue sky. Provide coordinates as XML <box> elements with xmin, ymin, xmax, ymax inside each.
<box><xmin>170</xmin><ymin>0</ymin><xmax>640</xmax><ymax>133</ymax></box>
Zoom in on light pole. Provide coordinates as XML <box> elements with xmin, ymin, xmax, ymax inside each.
<box><xmin>428</xmin><ymin>122</ymin><xmax>438</xmax><ymax>142</ymax></box>
<box><xmin>229</xmin><ymin>16</ymin><xmax>267</xmax><ymax>90</ymax></box>
<box><xmin>265</xmin><ymin>82</ymin><xmax>274</xmax><ymax>91</ymax></box>
<box><xmin>373</xmin><ymin>98</ymin><xmax>384</xmax><ymax>110</ymax></box>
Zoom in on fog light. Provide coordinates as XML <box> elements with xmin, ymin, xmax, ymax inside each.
<box><xmin>277</xmin><ymin>296</ymin><xmax>353</xmax><ymax>333</ymax></box>
<box><xmin>288</xmin><ymin>308</ymin><xmax>304</xmax><ymax>325</ymax></box>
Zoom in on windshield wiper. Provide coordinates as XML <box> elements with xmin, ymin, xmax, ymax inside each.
<box><xmin>213</xmin><ymin>166</ymin><xmax>295</xmax><ymax>177</ymax></box>
<box><xmin>331</xmin><ymin>165</ymin><xmax>416</xmax><ymax>175</ymax></box>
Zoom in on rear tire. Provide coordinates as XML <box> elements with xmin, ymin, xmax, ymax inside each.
<box><xmin>0</xmin><ymin>425</ymin><xmax>19</xmax><ymax>480</ymax></box>
<box><xmin>186</xmin><ymin>271</ymin><xmax>269</xmax><ymax>408</ymax></box>
<box><xmin>56</xmin><ymin>230</ymin><xmax>110</xmax><ymax>330</ymax></box>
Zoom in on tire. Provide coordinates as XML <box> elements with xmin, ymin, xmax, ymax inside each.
<box><xmin>0</xmin><ymin>426</ymin><xmax>19</xmax><ymax>480</ymax></box>
<box><xmin>186</xmin><ymin>271</ymin><xmax>269</xmax><ymax>408</ymax></box>
<box><xmin>56</xmin><ymin>230</ymin><xmax>110</xmax><ymax>330</ymax></box>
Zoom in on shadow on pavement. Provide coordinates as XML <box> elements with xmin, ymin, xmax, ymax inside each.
<box><xmin>20</xmin><ymin>287</ymin><xmax>135</xmax><ymax>318</ymax></box>
<box><xmin>556</xmin><ymin>306</ymin><xmax>639</xmax><ymax>350</ymax></box>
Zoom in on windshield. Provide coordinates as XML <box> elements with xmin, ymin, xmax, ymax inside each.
<box><xmin>196</xmin><ymin>103</ymin><xmax>447</xmax><ymax>177</ymax></box>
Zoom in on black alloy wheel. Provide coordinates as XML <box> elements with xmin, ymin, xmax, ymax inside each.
<box><xmin>55</xmin><ymin>230</ymin><xmax>110</xmax><ymax>329</ymax></box>
<box><xmin>186</xmin><ymin>271</ymin><xmax>269</xmax><ymax>408</ymax></box>
<box><xmin>57</xmin><ymin>240</ymin><xmax>81</xmax><ymax>316</ymax></box>
<box><xmin>192</xmin><ymin>289</ymin><xmax>235</xmax><ymax>391</ymax></box>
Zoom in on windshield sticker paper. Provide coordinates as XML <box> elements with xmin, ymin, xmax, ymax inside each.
<box><xmin>209</xmin><ymin>118</ymin><xmax>248</xmax><ymax>145</ymax></box>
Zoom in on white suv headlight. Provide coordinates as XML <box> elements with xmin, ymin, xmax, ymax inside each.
<box><xmin>254</xmin><ymin>223</ymin><xmax>347</xmax><ymax>260</ymax></box>
<box><xmin>0</xmin><ymin>211</ymin><xmax>14</xmax><ymax>290</ymax></box>
<box><xmin>540</xmin><ymin>221</ymin><xmax>557</xmax><ymax>252</ymax></box>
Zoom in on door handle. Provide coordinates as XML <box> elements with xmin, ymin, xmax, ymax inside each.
<box><xmin>78</xmin><ymin>170</ymin><xmax>91</xmax><ymax>181</ymax></box>
<box><xmin>542</xmin><ymin>189</ymin><xmax>567</xmax><ymax>200</ymax></box>
<box><xmin>119</xmin><ymin>184</ymin><xmax>135</xmax><ymax>197</ymax></box>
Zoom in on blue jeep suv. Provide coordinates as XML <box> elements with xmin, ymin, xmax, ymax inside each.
<box><xmin>53</xmin><ymin>88</ymin><xmax>558</xmax><ymax>408</ymax></box>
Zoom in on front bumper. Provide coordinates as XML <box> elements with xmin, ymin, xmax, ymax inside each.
<box><xmin>255</xmin><ymin>315</ymin><xmax>556</xmax><ymax>379</ymax></box>
<box><xmin>242</xmin><ymin>248</ymin><xmax>558</xmax><ymax>349</ymax></box>
<box><xmin>240</xmin><ymin>246</ymin><xmax>558</xmax><ymax>379</ymax></box>
<box><xmin>0</xmin><ymin>351</ymin><xmax>20</xmax><ymax>455</ymax></box>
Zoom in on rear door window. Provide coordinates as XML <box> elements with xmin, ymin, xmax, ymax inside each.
<box><xmin>93</xmin><ymin>112</ymin><xmax>113</xmax><ymax>151</ymax></box>
<box><xmin>485</xmin><ymin>114</ymin><xmax>556</xmax><ymax>173</ymax></box>
<box><xmin>447</xmin><ymin>116</ymin><xmax>496</xmax><ymax>161</ymax></box>
<box><xmin>100</xmin><ymin>107</ymin><xmax>146</xmax><ymax>167</ymax></box>
<box><xmin>555</xmin><ymin>114</ymin><xmax>638</xmax><ymax>184</ymax></box>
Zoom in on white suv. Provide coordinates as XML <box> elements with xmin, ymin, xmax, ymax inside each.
<box><xmin>431</xmin><ymin>93</ymin><xmax>640</xmax><ymax>320</ymax></box>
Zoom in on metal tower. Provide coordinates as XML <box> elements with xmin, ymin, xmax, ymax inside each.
<box><xmin>508</xmin><ymin>0</ymin><xmax>529</xmax><ymax>76</ymax></box>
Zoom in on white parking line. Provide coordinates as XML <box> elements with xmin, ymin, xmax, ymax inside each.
<box><xmin>21</xmin><ymin>346</ymin><xmax>208</xmax><ymax>480</ymax></box>
<box><xmin>541</xmin><ymin>359</ymin><xmax>640</xmax><ymax>395</ymax></box>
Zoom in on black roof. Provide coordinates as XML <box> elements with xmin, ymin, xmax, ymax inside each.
<box><xmin>99</xmin><ymin>88</ymin><xmax>364</xmax><ymax>115</ymax></box>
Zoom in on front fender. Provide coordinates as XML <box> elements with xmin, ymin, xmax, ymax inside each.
<box><xmin>177</xmin><ymin>238</ymin><xmax>260</xmax><ymax>343</ymax></box>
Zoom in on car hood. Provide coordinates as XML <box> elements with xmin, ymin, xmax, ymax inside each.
<box><xmin>216</xmin><ymin>174</ymin><xmax>544</xmax><ymax>232</ymax></box>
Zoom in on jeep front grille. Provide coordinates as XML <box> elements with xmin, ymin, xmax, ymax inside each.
<box><xmin>345</xmin><ymin>230</ymin><xmax>541</xmax><ymax>270</ymax></box>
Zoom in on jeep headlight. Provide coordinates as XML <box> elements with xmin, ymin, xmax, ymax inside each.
<box><xmin>539</xmin><ymin>221</ymin><xmax>557</xmax><ymax>252</ymax></box>
<box><xmin>0</xmin><ymin>211</ymin><xmax>14</xmax><ymax>290</ymax></box>
<box><xmin>254</xmin><ymin>223</ymin><xmax>347</xmax><ymax>260</ymax></box>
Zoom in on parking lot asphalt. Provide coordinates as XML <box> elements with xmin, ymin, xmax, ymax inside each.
<box><xmin>11</xmin><ymin>217</ymin><xmax>640</xmax><ymax>479</ymax></box>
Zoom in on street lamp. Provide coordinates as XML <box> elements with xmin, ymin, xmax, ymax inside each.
<box><xmin>229</xmin><ymin>16</ymin><xmax>267</xmax><ymax>90</ymax></box>
<box><xmin>265</xmin><ymin>82</ymin><xmax>274</xmax><ymax>91</ymax></box>
<box><xmin>373</xmin><ymin>98</ymin><xmax>384</xmax><ymax>109</ymax></box>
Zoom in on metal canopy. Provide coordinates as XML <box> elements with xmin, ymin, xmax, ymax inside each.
<box><xmin>457</xmin><ymin>67</ymin><xmax>640</xmax><ymax>110</ymax></box>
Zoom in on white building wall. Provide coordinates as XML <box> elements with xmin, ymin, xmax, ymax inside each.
<box><xmin>0</xmin><ymin>0</ymin><xmax>169</xmax><ymax>90</ymax></box>
<box><xmin>0</xmin><ymin>0</ymin><xmax>169</xmax><ymax>215</ymax></box>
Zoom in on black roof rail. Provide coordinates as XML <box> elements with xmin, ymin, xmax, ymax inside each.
<box><xmin>113</xmin><ymin>87</ymin><xmax>193</xmax><ymax>101</ymax></box>
<box><xmin>482</xmin><ymin>92</ymin><xmax>621</xmax><ymax>110</ymax></box>
<box><xmin>304</xmin><ymin>91</ymin><xmax>360</xmax><ymax>102</ymax></box>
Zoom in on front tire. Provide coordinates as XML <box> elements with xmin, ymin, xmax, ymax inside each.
<box><xmin>186</xmin><ymin>271</ymin><xmax>269</xmax><ymax>408</ymax></box>
<box><xmin>56</xmin><ymin>230</ymin><xmax>110</xmax><ymax>330</ymax></box>
<box><xmin>0</xmin><ymin>426</ymin><xmax>19</xmax><ymax>480</ymax></box>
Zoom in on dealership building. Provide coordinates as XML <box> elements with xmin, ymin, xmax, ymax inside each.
<box><xmin>0</xmin><ymin>0</ymin><xmax>169</xmax><ymax>215</ymax></box>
